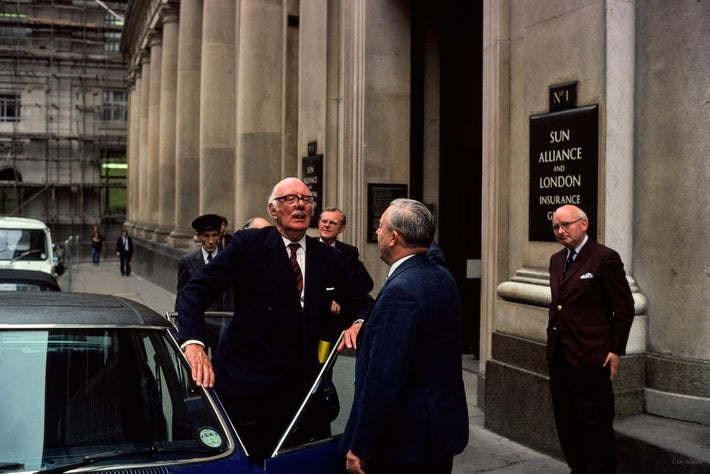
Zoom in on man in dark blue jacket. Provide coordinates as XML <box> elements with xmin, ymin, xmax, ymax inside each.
<box><xmin>177</xmin><ymin>177</ymin><xmax>372</xmax><ymax>464</ymax></box>
<box><xmin>340</xmin><ymin>198</ymin><xmax>468</xmax><ymax>474</ymax></box>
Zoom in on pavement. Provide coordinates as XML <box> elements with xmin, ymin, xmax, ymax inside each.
<box><xmin>57</xmin><ymin>258</ymin><xmax>569</xmax><ymax>474</ymax></box>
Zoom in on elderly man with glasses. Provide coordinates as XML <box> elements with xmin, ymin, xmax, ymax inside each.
<box><xmin>546</xmin><ymin>204</ymin><xmax>635</xmax><ymax>474</ymax></box>
<box><xmin>177</xmin><ymin>177</ymin><xmax>373</xmax><ymax>464</ymax></box>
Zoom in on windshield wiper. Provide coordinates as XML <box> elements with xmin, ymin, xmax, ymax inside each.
<box><xmin>35</xmin><ymin>446</ymin><xmax>217</xmax><ymax>474</ymax></box>
<box><xmin>0</xmin><ymin>463</ymin><xmax>25</xmax><ymax>473</ymax></box>
<box><xmin>11</xmin><ymin>249</ymin><xmax>44</xmax><ymax>262</ymax></box>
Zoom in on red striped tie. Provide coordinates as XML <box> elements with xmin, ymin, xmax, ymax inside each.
<box><xmin>288</xmin><ymin>243</ymin><xmax>303</xmax><ymax>297</ymax></box>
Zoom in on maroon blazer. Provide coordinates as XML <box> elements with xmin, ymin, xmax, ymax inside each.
<box><xmin>547</xmin><ymin>239</ymin><xmax>635</xmax><ymax>366</ymax></box>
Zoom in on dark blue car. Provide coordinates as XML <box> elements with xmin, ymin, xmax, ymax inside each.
<box><xmin>0</xmin><ymin>293</ymin><xmax>354</xmax><ymax>473</ymax></box>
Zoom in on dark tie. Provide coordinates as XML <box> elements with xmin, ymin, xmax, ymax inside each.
<box><xmin>564</xmin><ymin>249</ymin><xmax>576</xmax><ymax>275</ymax></box>
<box><xmin>207</xmin><ymin>252</ymin><xmax>212</xmax><ymax>262</ymax></box>
<box><xmin>288</xmin><ymin>243</ymin><xmax>303</xmax><ymax>296</ymax></box>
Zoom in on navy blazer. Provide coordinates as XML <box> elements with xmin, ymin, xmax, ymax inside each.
<box><xmin>177</xmin><ymin>249</ymin><xmax>233</xmax><ymax>312</ymax></box>
<box><xmin>340</xmin><ymin>253</ymin><xmax>469</xmax><ymax>464</ymax></box>
<box><xmin>547</xmin><ymin>239</ymin><xmax>635</xmax><ymax>366</ymax></box>
<box><xmin>177</xmin><ymin>226</ymin><xmax>373</xmax><ymax>402</ymax></box>
<box><xmin>335</xmin><ymin>240</ymin><xmax>374</xmax><ymax>293</ymax></box>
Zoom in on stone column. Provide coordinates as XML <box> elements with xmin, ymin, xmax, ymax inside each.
<box><xmin>335</xmin><ymin>0</ymin><xmax>411</xmax><ymax>285</ymax></box>
<box><xmin>126</xmin><ymin>70</ymin><xmax>141</xmax><ymax>229</ymax></box>
<box><xmin>200</xmin><ymin>0</ymin><xmax>235</xmax><ymax>220</ymax></box>
<box><xmin>235</xmin><ymin>0</ymin><xmax>284</xmax><ymax>226</ymax></box>
<box><xmin>155</xmin><ymin>9</ymin><xmax>179</xmax><ymax>242</ymax></box>
<box><xmin>138</xmin><ymin>53</ymin><xmax>151</xmax><ymax>233</ymax></box>
<box><xmin>171</xmin><ymin>0</ymin><xmax>203</xmax><ymax>247</ymax></box>
<box><xmin>146</xmin><ymin>32</ymin><xmax>163</xmax><ymax>237</ymax></box>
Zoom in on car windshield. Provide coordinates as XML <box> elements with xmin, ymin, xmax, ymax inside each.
<box><xmin>0</xmin><ymin>229</ymin><xmax>48</xmax><ymax>261</ymax></box>
<box><xmin>0</xmin><ymin>328</ymin><xmax>232</xmax><ymax>472</ymax></box>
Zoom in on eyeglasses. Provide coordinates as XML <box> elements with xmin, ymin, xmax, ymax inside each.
<box><xmin>274</xmin><ymin>194</ymin><xmax>316</xmax><ymax>205</ymax></box>
<box><xmin>551</xmin><ymin>218</ymin><xmax>582</xmax><ymax>232</ymax></box>
<box><xmin>319</xmin><ymin>219</ymin><xmax>341</xmax><ymax>226</ymax></box>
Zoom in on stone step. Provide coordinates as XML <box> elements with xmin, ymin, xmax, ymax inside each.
<box><xmin>616</xmin><ymin>413</ymin><xmax>710</xmax><ymax>474</ymax></box>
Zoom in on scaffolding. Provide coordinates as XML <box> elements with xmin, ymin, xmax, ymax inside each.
<box><xmin>0</xmin><ymin>0</ymin><xmax>128</xmax><ymax>226</ymax></box>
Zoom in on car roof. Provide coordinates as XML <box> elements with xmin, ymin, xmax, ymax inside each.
<box><xmin>0</xmin><ymin>268</ymin><xmax>61</xmax><ymax>290</ymax></box>
<box><xmin>0</xmin><ymin>216</ymin><xmax>49</xmax><ymax>230</ymax></box>
<box><xmin>0</xmin><ymin>292</ymin><xmax>172</xmax><ymax>327</ymax></box>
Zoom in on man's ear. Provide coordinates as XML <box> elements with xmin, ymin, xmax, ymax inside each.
<box><xmin>339</xmin><ymin>224</ymin><xmax>346</xmax><ymax>235</ymax></box>
<box><xmin>390</xmin><ymin>230</ymin><xmax>400</xmax><ymax>248</ymax></box>
<box><xmin>268</xmin><ymin>202</ymin><xmax>277</xmax><ymax>219</ymax></box>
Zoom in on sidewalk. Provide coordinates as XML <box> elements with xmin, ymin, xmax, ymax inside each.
<box><xmin>58</xmin><ymin>259</ymin><xmax>569</xmax><ymax>474</ymax></box>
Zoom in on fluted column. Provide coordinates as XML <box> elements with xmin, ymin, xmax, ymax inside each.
<box><xmin>235</xmin><ymin>0</ymin><xmax>284</xmax><ymax>226</ymax></box>
<box><xmin>199</xmin><ymin>0</ymin><xmax>235</xmax><ymax>220</ymax></box>
<box><xmin>171</xmin><ymin>0</ymin><xmax>203</xmax><ymax>246</ymax></box>
<box><xmin>138</xmin><ymin>53</ymin><xmax>151</xmax><ymax>233</ymax></box>
<box><xmin>156</xmin><ymin>9</ymin><xmax>180</xmax><ymax>242</ymax></box>
<box><xmin>146</xmin><ymin>32</ymin><xmax>163</xmax><ymax>238</ymax></box>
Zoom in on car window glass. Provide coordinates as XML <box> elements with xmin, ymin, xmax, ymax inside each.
<box><xmin>0</xmin><ymin>229</ymin><xmax>47</xmax><ymax>261</ymax></box>
<box><xmin>273</xmin><ymin>333</ymin><xmax>357</xmax><ymax>455</ymax></box>
<box><xmin>0</xmin><ymin>328</ymin><xmax>232</xmax><ymax>471</ymax></box>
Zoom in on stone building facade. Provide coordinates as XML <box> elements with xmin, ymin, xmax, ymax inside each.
<box><xmin>0</xmin><ymin>0</ymin><xmax>128</xmax><ymax>245</ymax></box>
<box><xmin>121</xmin><ymin>0</ymin><xmax>709</xmax><ymax>463</ymax></box>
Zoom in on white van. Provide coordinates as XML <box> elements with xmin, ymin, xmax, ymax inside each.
<box><xmin>0</xmin><ymin>217</ymin><xmax>56</xmax><ymax>276</ymax></box>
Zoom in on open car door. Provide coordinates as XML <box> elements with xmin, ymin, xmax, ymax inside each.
<box><xmin>264</xmin><ymin>331</ymin><xmax>354</xmax><ymax>474</ymax></box>
<box><xmin>166</xmin><ymin>312</ymin><xmax>355</xmax><ymax>474</ymax></box>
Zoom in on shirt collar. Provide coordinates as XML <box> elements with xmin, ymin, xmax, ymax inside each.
<box><xmin>201</xmin><ymin>247</ymin><xmax>217</xmax><ymax>262</ymax></box>
<box><xmin>281</xmin><ymin>234</ymin><xmax>307</xmax><ymax>249</ymax></box>
<box><xmin>571</xmin><ymin>235</ymin><xmax>589</xmax><ymax>255</ymax></box>
<box><xmin>388</xmin><ymin>254</ymin><xmax>416</xmax><ymax>279</ymax></box>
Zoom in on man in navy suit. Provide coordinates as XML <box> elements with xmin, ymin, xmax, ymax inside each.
<box><xmin>177</xmin><ymin>178</ymin><xmax>373</xmax><ymax>463</ymax></box>
<box><xmin>115</xmin><ymin>229</ymin><xmax>132</xmax><ymax>276</ymax></box>
<box><xmin>340</xmin><ymin>198</ymin><xmax>468</xmax><ymax>474</ymax></box>
<box><xmin>547</xmin><ymin>205</ymin><xmax>634</xmax><ymax>473</ymax></box>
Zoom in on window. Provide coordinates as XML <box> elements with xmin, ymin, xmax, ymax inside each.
<box><xmin>0</xmin><ymin>95</ymin><xmax>20</xmax><ymax>123</ymax></box>
<box><xmin>102</xmin><ymin>91</ymin><xmax>127</xmax><ymax>122</ymax></box>
<box><xmin>104</xmin><ymin>11</ymin><xmax>123</xmax><ymax>52</ymax></box>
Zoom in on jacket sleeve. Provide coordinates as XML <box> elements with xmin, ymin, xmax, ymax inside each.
<box><xmin>600</xmin><ymin>250</ymin><xmax>635</xmax><ymax>355</ymax></box>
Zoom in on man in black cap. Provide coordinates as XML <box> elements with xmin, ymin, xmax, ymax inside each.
<box><xmin>176</xmin><ymin>214</ymin><xmax>233</xmax><ymax>312</ymax></box>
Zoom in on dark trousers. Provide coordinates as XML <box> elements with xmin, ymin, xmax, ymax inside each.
<box><xmin>549</xmin><ymin>345</ymin><xmax>617</xmax><ymax>474</ymax></box>
<box><xmin>119</xmin><ymin>254</ymin><xmax>131</xmax><ymax>275</ymax></box>
<box><xmin>364</xmin><ymin>457</ymin><xmax>453</xmax><ymax>474</ymax></box>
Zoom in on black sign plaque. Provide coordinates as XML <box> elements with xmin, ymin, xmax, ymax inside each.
<box><xmin>367</xmin><ymin>183</ymin><xmax>408</xmax><ymax>242</ymax></box>
<box><xmin>529</xmin><ymin>104</ymin><xmax>598</xmax><ymax>241</ymax></box>
<box><xmin>302</xmin><ymin>154</ymin><xmax>323</xmax><ymax>228</ymax></box>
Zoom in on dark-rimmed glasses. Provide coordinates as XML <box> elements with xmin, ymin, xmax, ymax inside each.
<box><xmin>274</xmin><ymin>194</ymin><xmax>316</xmax><ymax>205</ymax></box>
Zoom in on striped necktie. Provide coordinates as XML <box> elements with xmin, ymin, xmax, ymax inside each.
<box><xmin>564</xmin><ymin>249</ymin><xmax>575</xmax><ymax>275</ymax></box>
<box><xmin>288</xmin><ymin>243</ymin><xmax>303</xmax><ymax>296</ymax></box>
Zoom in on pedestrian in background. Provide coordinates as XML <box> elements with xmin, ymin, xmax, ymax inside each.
<box><xmin>547</xmin><ymin>204</ymin><xmax>635</xmax><ymax>473</ymax></box>
<box><xmin>90</xmin><ymin>226</ymin><xmax>104</xmax><ymax>265</ymax></box>
<box><xmin>340</xmin><ymin>198</ymin><xmax>468</xmax><ymax>474</ymax></box>
<box><xmin>115</xmin><ymin>229</ymin><xmax>133</xmax><ymax>276</ymax></box>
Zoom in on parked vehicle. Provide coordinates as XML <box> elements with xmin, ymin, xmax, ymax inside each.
<box><xmin>0</xmin><ymin>217</ymin><xmax>56</xmax><ymax>276</ymax></box>
<box><xmin>0</xmin><ymin>293</ymin><xmax>354</xmax><ymax>473</ymax></box>
<box><xmin>0</xmin><ymin>269</ymin><xmax>60</xmax><ymax>291</ymax></box>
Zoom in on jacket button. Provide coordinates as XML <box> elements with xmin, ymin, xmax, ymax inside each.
<box><xmin>557</xmin><ymin>305</ymin><xmax>562</xmax><ymax>311</ymax></box>
<box><xmin>552</xmin><ymin>326</ymin><xmax>557</xmax><ymax>331</ymax></box>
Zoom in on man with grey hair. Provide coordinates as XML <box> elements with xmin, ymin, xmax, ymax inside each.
<box><xmin>547</xmin><ymin>204</ymin><xmax>634</xmax><ymax>473</ymax></box>
<box><xmin>177</xmin><ymin>177</ymin><xmax>373</xmax><ymax>464</ymax></box>
<box><xmin>339</xmin><ymin>198</ymin><xmax>468</xmax><ymax>474</ymax></box>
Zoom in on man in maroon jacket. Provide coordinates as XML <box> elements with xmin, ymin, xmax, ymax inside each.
<box><xmin>547</xmin><ymin>205</ymin><xmax>635</xmax><ymax>474</ymax></box>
